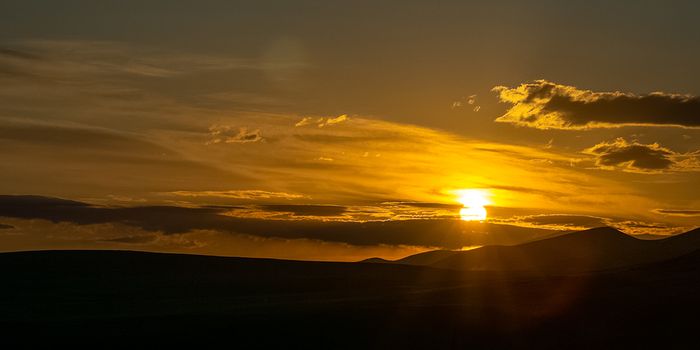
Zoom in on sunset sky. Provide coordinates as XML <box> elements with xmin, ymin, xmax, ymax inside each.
<box><xmin>1</xmin><ymin>1</ymin><xmax>699</xmax><ymax>260</ymax></box>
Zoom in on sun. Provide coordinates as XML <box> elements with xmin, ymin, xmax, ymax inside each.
<box><xmin>455</xmin><ymin>189</ymin><xmax>490</xmax><ymax>221</ymax></box>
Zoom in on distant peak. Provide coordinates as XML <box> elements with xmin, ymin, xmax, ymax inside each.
<box><xmin>566</xmin><ymin>226</ymin><xmax>636</xmax><ymax>240</ymax></box>
<box><xmin>518</xmin><ymin>226</ymin><xmax>635</xmax><ymax>248</ymax></box>
<box><xmin>360</xmin><ymin>257</ymin><xmax>391</xmax><ymax>263</ymax></box>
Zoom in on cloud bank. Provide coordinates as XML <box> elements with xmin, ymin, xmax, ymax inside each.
<box><xmin>0</xmin><ymin>195</ymin><xmax>558</xmax><ymax>249</ymax></box>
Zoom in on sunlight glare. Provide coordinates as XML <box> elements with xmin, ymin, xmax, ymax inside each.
<box><xmin>456</xmin><ymin>189</ymin><xmax>490</xmax><ymax>221</ymax></box>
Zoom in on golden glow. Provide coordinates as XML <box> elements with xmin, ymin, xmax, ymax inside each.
<box><xmin>456</xmin><ymin>189</ymin><xmax>490</xmax><ymax>221</ymax></box>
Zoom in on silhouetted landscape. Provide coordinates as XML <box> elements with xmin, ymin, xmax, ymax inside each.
<box><xmin>3</xmin><ymin>1</ymin><xmax>700</xmax><ymax>348</ymax></box>
<box><xmin>3</xmin><ymin>227</ymin><xmax>699</xmax><ymax>347</ymax></box>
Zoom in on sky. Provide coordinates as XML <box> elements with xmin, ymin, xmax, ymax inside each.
<box><xmin>1</xmin><ymin>0</ymin><xmax>699</xmax><ymax>260</ymax></box>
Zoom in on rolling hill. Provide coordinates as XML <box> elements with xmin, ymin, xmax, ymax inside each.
<box><xmin>380</xmin><ymin>226</ymin><xmax>700</xmax><ymax>273</ymax></box>
<box><xmin>2</xmin><ymin>247</ymin><xmax>700</xmax><ymax>348</ymax></box>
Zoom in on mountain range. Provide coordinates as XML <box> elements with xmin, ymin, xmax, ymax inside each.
<box><xmin>366</xmin><ymin>226</ymin><xmax>700</xmax><ymax>273</ymax></box>
<box><xmin>2</xmin><ymin>226</ymin><xmax>700</xmax><ymax>348</ymax></box>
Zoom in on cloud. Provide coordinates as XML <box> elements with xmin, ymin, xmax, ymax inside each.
<box><xmin>491</xmin><ymin>212</ymin><xmax>689</xmax><ymax>236</ymax></box>
<box><xmin>295</xmin><ymin>117</ymin><xmax>313</xmax><ymax>127</ymax></box>
<box><xmin>0</xmin><ymin>40</ymin><xmax>259</xmax><ymax>78</ymax></box>
<box><xmin>0</xmin><ymin>217</ymin><xmax>431</xmax><ymax>262</ymax></box>
<box><xmin>0</xmin><ymin>48</ymin><xmax>41</xmax><ymax>61</ymax></box>
<box><xmin>317</xmin><ymin>115</ymin><xmax>348</xmax><ymax>128</ymax></box>
<box><xmin>0</xmin><ymin>195</ymin><xmax>559</xmax><ymax>249</ymax></box>
<box><xmin>519</xmin><ymin>214</ymin><xmax>609</xmax><ymax>228</ymax></box>
<box><xmin>381</xmin><ymin>202</ymin><xmax>463</xmax><ymax>210</ymax></box>
<box><xmin>609</xmin><ymin>220</ymin><xmax>686</xmax><ymax>236</ymax></box>
<box><xmin>493</xmin><ymin>80</ymin><xmax>700</xmax><ymax>129</ymax></box>
<box><xmin>294</xmin><ymin>115</ymin><xmax>348</xmax><ymax>128</ymax></box>
<box><xmin>169</xmin><ymin>190</ymin><xmax>304</xmax><ymax>200</ymax></box>
<box><xmin>653</xmin><ymin>209</ymin><xmax>700</xmax><ymax>217</ymax></box>
<box><xmin>582</xmin><ymin>138</ymin><xmax>699</xmax><ymax>173</ymax></box>
<box><xmin>0</xmin><ymin>120</ymin><xmax>249</xmax><ymax>198</ymax></box>
<box><xmin>207</xmin><ymin>125</ymin><xmax>264</xmax><ymax>144</ymax></box>
<box><xmin>490</xmin><ymin>213</ymin><xmax>612</xmax><ymax>231</ymax></box>
<box><xmin>101</xmin><ymin>235</ymin><xmax>158</xmax><ymax>244</ymax></box>
<box><xmin>451</xmin><ymin>95</ymin><xmax>481</xmax><ymax>112</ymax></box>
<box><xmin>0</xmin><ymin>223</ymin><xmax>14</xmax><ymax>229</ymax></box>
<box><xmin>257</xmin><ymin>205</ymin><xmax>347</xmax><ymax>217</ymax></box>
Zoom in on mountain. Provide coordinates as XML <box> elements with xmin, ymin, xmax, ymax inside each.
<box><xmin>2</xmin><ymin>248</ymin><xmax>700</xmax><ymax>348</ymax></box>
<box><xmin>390</xmin><ymin>226</ymin><xmax>700</xmax><ymax>273</ymax></box>
<box><xmin>387</xmin><ymin>249</ymin><xmax>458</xmax><ymax>266</ymax></box>
<box><xmin>360</xmin><ymin>257</ymin><xmax>392</xmax><ymax>263</ymax></box>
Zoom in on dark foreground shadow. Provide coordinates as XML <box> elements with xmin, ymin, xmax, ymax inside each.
<box><xmin>1</xmin><ymin>250</ymin><xmax>698</xmax><ymax>348</ymax></box>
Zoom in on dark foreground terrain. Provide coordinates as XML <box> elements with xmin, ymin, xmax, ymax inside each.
<box><xmin>2</xmin><ymin>246</ymin><xmax>699</xmax><ymax>348</ymax></box>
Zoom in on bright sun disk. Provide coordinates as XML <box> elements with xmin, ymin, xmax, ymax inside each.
<box><xmin>456</xmin><ymin>189</ymin><xmax>490</xmax><ymax>221</ymax></box>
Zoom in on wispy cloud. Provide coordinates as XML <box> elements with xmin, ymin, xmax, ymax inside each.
<box><xmin>169</xmin><ymin>190</ymin><xmax>304</xmax><ymax>200</ymax></box>
<box><xmin>207</xmin><ymin>126</ymin><xmax>264</xmax><ymax>144</ymax></box>
<box><xmin>295</xmin><ymin>115</ymin><xmax>349</xmax><ymax>128</ymax></box>
<box><xmin>318</xmin><ymin>114</ymin><xmax>348</xmax><ymax>127</ymax></box>
<box><xmin>451</xmin><ymin>94</ymin><xmax>481</xmax><ymax>112</ymax></box>
<box><xmin>295</xmin><ymin>117</ymin><xmax>314</xmax><ymax>127</ymax></box>
<box><xmin>653</xmin><ymin>209</ymin><xmax>700</xmax><ymax>217</ymax></box>
<box><xmin>0</xmin><ymin>39</ymin><xmax>261</xmax><ymax>78</ymax></box>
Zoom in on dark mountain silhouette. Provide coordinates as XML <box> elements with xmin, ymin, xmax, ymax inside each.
<box><xmin>2</xmin><ymin>248</ymin><xmax>699</xmax><ymax>348</ymax></box>
<box><xmin>388</xmin><ymin>249</ymin><xmax>460</xmax><ymax>266</ymax></box>
<box><xmin>360</xmin><ymin>257</ymin><xmax>392</xmax><ymax>263</ymax></box>
<box><xmin>378</xmin><ymin>226</ymin><xmax>700</xmax><ymax>273</ymax></box>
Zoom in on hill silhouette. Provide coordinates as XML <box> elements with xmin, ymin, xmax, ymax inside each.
<box><xmin>379</xmin><ymin>226</ymin><xmax>700</xmax><ymax>273</ymax></box>
<box><xmin>2</xmin><ymin>247</ymin><xmax>700</xmax><ymax>348</ymax></box>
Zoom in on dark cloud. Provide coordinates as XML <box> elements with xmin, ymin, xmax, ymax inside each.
<box><xmin>494</xmin><ymin>80</ymin><xmax>700</xmax><ymax>129</ymax></box>
<box><xmin>0</xmin><ymin>195</ymin><xmax>557</xmax><ymax>249</ymax></box>
<box><xmin>102</xmin><ymin>235</ymin><xmax>158</xmax><ymax>244</ymax></box>
<box><xmin>0</xmin><ymin>195</ymin><xmax>223</xmax><ymax>233</ymax></box>
<box><xmin>0</xmin><ymin>223</ymin><xmax>13</xmax><ymax>229</ymax></box>
<box><xmin>383</xmin><ymin>202</ymin><xmax>463</xmax><ymax>210</ymax></box>
<box><xmin>582</xmin><ymin>138</ymin><xmax>698</xmax><ymax>172</ymax></box>
<box><xmin>583</xmin><ymin>138</ymin><xmax>674</xmax><ymax>171</ymax></box>
<box><xmin>497</xmin><ymin>212</ymin><xmax>687</xmax><ymax>236</ymax></box>
<box><xmin>257</xmin><ymin>205</ymin><xmax>347</xmax><ymax>216</ymax></box>
<box><xmin>520</xmin><ymin>215</ymin><xmax>608</xmax><ymax>228</ymax></box>
<box><xmin>0</xmin><ymin>195</ymin><xmax>87</xmax><ymax>209</ymax></box>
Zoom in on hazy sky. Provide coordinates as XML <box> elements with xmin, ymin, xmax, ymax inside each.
<box><xmin>1</xmin><ymin>1</ymin><xmax>699</xmax><ymax>260</ymax></box>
